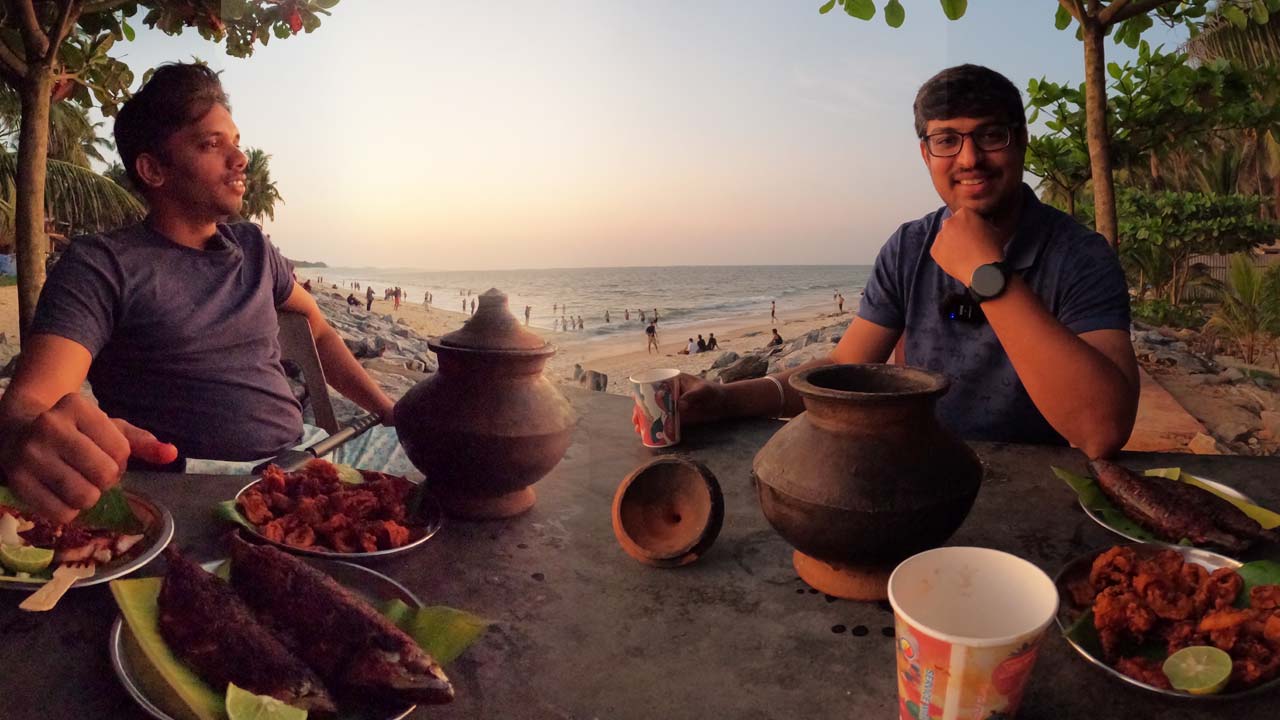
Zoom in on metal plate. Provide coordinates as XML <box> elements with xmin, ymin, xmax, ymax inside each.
<box><xmin>1055</xmin><ymin>542</ymin><xmax>1280</xmax><ymax>700</ymax></box>
<box><xmin>0</xmin><ymin>488</ymin><xmax>175</xmax><ymax>591</ymax></box>
<box><xmin>1080</xmin><ymin>473</ymin><xmax>1261</xmax><ymax>551</ymax></box>
<box><xmin>232</xmin><ymin>476</ymin><xmax>443</xmax><ymax>560</ymax></box>
<box><xmin>109</xmin><ymin>558</ymin><xmax>421</xmax><ymax>720</ymax></box>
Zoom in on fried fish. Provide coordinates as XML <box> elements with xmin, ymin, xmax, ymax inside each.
<box><xmin>157</xmin><ymin>548</ymin><xmax>337</xmax><ymax>715</ymax></box>
<box><xmin>1088</xmin><ymin>459</ymin><xmax>1275</xmax><ymax>553</ymax></box>
<box><xmin>228</xmin><ymin>535</ymin><xmax>454</xmax><ymax>705</ymax></box>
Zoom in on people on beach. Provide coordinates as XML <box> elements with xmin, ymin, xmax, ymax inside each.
<box><xmin>652</xmin><ymin>308</ymin><xmax>659</xmax><ymax>322</ymax></box>
<box><xmin>697</xmin><ymin>335</ymin><xmax>707</xmax><ymax>352</ymax></box>
<box><xmin>424</xmin><ymin>291</ymin><xmax>430</xmax><ymax>310</ymax></box>
<box><xmin>650</xmin><ymin>64</ymin><xmax>1138</xmax><ymax>458</ymax></box>
<box><xmin>682</xmin><ymin>338</ymin><xmax>697</xmax><ymax>355</ymax></box>
<box><xmin>624</xmin><ymin>309</ymin><xmax>630</xmax><ymax>321</ymax></box>
<box><xmin>770</xmin><ymin>300</ymin><xmax>776</xmax><ymax>322</ymax></box>
<box><xmin>346</xmin><ymin>293</ymin><xmax>359</xmax><ymax>312</ymax></box>
<box><xmin>0</xmin><ymin>63</ymin><xmax>401</xmax><ymax>522</ymax></box>
<box><xmin>645</xmin><ymin>321</ymin><xmax>658</xmax><ymax>354</ymax></box>
<box><xmin>706</xmin><ymin>333</ymin><xmax>719</xmax><ymax>351</ymax></box>
<box><xmin>470</xmin><ymin>298</ymin><xmax>476</xmax><ymax>315</ymax></box>
<box><xmin>838</xmin><ymin>293</ymin><xmax>845</xmax><ymax>314</ymax></box>
<box><xmin>524</xmin><ymin>305</ymin><xmax>532</xmax><ymax>326</ymax></box>
<box><xmin>605</xmin><ymin>310</ymin><xmax>610</xmax><ymax>323</ymax></box>
<box><xmin>302</xmin><ymin>279</ymin><xmax>312</xmax><ymax>292</ymax></box>
<box><xmin>577</xmin><ymin>315</ymin><xmax>584</xmax><ymax>331</ymax></box>
<box><xmin>393</xmin><ymin>286</ymin><xmax>401</xmax><ymax>311</ymax></box>
<box><xmin>767</xmin><ymin>329</ymin><xmax>784</xmax><ymax>347</ymax></box>
<box><xmin>366</xmin><ymin>286</ymin><xmax>375</xmax><ymax>311</ymax></box>
<box><xmin>640</xmin><ymin>309</ymin><xmax>646</xmax><ymax>322</ymax></box>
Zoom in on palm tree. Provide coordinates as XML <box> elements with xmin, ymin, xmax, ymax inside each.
<box><xmin>1185</xmin><ymin>12</ymin><xmax>1280</xmax><ymax>68</ymax></box>
<box><xmin>239</xmin><ymin>148</ymin><xmax>284</xmax><ymax>224</ymax></box>
<box><xmin>1207</xmin><ymin>254</ymin><xmax>1280</xmax><ymax>366</ymax></box>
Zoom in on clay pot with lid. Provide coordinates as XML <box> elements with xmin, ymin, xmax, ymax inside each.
<box><xmin>752</xmin><ymin>364</ymin><xmax>981</xmax><ymax>601</ymax></box>
<box><xmin>395</xmin><ymin>288</ymin><xmax>577</xmax><ymax>519</ymax></box>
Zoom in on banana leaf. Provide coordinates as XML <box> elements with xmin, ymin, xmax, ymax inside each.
<box><xmin>111</xmin><ymin>568</ymin><xmax>489</xmax><ymax>720</ymax></box>
<box><xmin>0</xmin><ymin>485</ymin><xmax>139</xmax><ymax>532</ymax></box>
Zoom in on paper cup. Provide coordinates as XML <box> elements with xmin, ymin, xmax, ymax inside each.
<box><xmin>888</xmin><ymin>547</ymin><xmax>1058</xmax><ymax>720</ymax></box>
<box><xmin>630</xmin><ymin>368</ymin><xmax>681</xmax><ymax>448</ymax></box>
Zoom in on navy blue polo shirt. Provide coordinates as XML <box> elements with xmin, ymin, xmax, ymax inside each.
<box><xmin>856</xmin><ymin>184</ymin><xmax>1130</xmax><ymax>445</ymax></box>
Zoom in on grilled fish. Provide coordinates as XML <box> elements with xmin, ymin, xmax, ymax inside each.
<box><xmin>1087</xmin><ymin>459</ymin><xmax>1268</xmax><ymax>554</ymax></box>
<box><xmin>157</xmin><ymin>548</ymin><xmax>337</xmax><ymax>715</ymax></box>
<box><xmin>228</xmin><ymin>535</ymin><xmax>454</xmax><ymax>705</ymax></box>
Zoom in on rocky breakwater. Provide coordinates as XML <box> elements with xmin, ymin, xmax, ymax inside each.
<box><xmin>701</xmin><ymin>323</ymin><xmax>846</xmax><ymax>385</ymax></box>
<box><xmin>297</xmin><ymin>291</ymin><xmax>441</xmax><ymax>424</ymax></box>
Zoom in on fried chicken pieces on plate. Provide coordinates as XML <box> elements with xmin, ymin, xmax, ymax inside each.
<box><xmin>1073</xmin><ymin>546</ymin><xmax>1280</xmax><ymax>692</ymax></box>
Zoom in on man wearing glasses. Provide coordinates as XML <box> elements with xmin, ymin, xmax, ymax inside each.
<box><xmin>669</xmin><ymin>64</ymin><xmax>1138</xmax><ymax>459</ymax></box>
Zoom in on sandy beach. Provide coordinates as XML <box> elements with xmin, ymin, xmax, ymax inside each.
<box><xmin>0</xmin><ymin>286</ymin><xmax>19</xmax><ymax>343</ymax></box>
<box><xmin>301</xmin><ymin>276</ymin><xmax>851</xmax><ymax>396</ymax></box>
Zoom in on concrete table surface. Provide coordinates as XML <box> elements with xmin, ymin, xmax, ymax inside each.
<box><xmin>2</xmin><ymin>387</ymin><xmax>1279</xmax><ymax>720</ymax></box>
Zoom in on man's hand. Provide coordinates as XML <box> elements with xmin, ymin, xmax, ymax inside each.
<box><xmin>1</xmin><ymin>394</ymin><xmax>178</xmax><ymax>524</ymax></box>
<box><xmin>630</xmin><ymin>373</ymin><xmax>731</xmax><ymax>437</ymax></box>
<box><xmin>930</xmin><ymin>208</ymin><xmax>1005</xmax><ymax>285</ymax></box>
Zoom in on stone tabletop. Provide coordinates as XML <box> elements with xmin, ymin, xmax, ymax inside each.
<box><xmin>2</xmin><ymin>387</ymin><xmax>1278</xmax><ymax>719</ymax></box>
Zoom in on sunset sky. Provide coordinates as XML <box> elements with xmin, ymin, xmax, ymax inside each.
<box><xmin>112</xmin><ymin>1</ymin><xmax>1184</xmax><ymax>270</ymax></box>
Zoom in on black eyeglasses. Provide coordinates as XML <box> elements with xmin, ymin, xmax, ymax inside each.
<box><xmin>922</xmin><ymin>124</ymin><xmax>1020</xmax><ymax>158</ymax></box>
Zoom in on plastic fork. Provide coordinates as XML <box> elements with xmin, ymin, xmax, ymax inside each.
<box><xmin>19</xmin><ymin>562</ymin><xmax>95</xmax><ymax>612</ymax></box>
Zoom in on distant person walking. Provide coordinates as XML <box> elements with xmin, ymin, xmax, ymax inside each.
<box><xmin>652</xmin><ymin>308</ymin><xmax>659</xmax><ymax>322</ymax></box>
<box><xmin>524</xmin><ymin>305</ymin><xmax>532</xmax><ymax>325</ymax></box>
<box><xmin>553</xmin><ymin>303</ymin><xmax>557</xmax><ymax>314</ymax></box>
<box><xmin>645</xmin><ymin>320</ymin><xmax>658</xmax><ymax>354</ymax></box>
<box><xmin>605</xmin><ymin>309</ymin><xmax>611</xmax><ymax>323</ymax></box>
<box><xmin>640</xmin><ymin>309</ymin><xmax>646</xmax><ymax>322</ymax></box>
<box><xmin>470</xmin><ymin>297</ymin><xmax>476</xmax><ymax>315</ymax></box>
<box><xmin>365</xmin><ymin>286</ymin><xmax>375</xmax><ymax>312</ymax></box>
<box><xmin>837</xmin><ymin>293</ymin><xmax>845</xmax><ymax>314</ymax></box>
<box><xmin>624</xmin><ymin>309</ymin><xmax>630</xmax><ymax>321</ymax></box>
<box><xmin>393</xmin><ymin>286</ymin><xmax>401</xmax><ymax>311</ymax></box>
<box><xmin>462</xmin><ymin>298</ymin><xmax>467</xmax><ymax>313</ymax></box>
<box><xmin>771</xmin><ymin>300</ymin><xmax>776</xmax><ymax>322</ymax></box>
<box><xmin>576</xmin><ymin>315</ymin><xmax>584</xmax><ymax>331</ymax></box>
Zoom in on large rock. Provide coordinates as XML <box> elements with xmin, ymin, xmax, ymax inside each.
<box><xmin>1261</xmin><ymin>411</ymin><xmax>1280</xmax><ymax>439</ymax></box>
<box><xmin>710</xmin><ymin>351</ymin><xmax>740</xmax><ymax>369</ymax></box>
<box><xmin>1187</xmin><ymin>432</ymin><xmax>1224</xmax><ymax>455</ymax></box>
<box><xmin>717</xmin><ymin>354</ymin><xmax>769</xmax><ymax>383</ymax></box>
<box><xmin>1218</xmin><ymin>367</ymin><xmax>1245</xmax><ymax>383</ymax></box>
<box><xmin>768</xmin><ymin>343</ymin><xmax>834</xmax><ymax>375</ymax></box>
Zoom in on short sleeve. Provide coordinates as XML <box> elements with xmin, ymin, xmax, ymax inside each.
<box><xmin>248</xmin><ymin>225</ymin><xmax>294</xmax><ymax>307</ymax></box>
<box><xmin>1055</xmin><ymin>232</ymin><xmax>1131</xmax><ymax>335</ymax></box>
<box><xmin>29</xmin><ymin>236</ymin><xmax>122</xmax><ymax>356</ymax></box>
<box><xmin>856</xmin><ymin>226</ymin><xmax>909</xmax><ymax>330</ymax></box>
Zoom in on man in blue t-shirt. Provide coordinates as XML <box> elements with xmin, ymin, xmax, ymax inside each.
<box><xmin>671</xmin><ymin>64</ymin><xmax>1139</xmax><ymax>458</ymax></box>
<box><xmin>0</xmin><ymin>64</ymin><xmax>397</xmax><ymax>523</ymax></box>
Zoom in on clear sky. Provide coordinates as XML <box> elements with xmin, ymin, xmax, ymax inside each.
<box><xmin>110</xmin><ymin>1</ymin><xmax>1185</xmax><ymax>270</ymax></box>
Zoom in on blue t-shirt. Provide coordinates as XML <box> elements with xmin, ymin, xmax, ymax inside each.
<box><xmin>31</xmin><ymin>222</ymin><xmax>304</xmax><ymax>460</ymax></box>
<box><xmin>856</xmin><ymin>185</ymin><xmax>1130</xmax><ymax>445</ymax></box>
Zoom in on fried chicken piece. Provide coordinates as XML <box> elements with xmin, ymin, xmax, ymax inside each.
<box><xmin>1093</xmin><ymin>585</ymin><xmax>1157</xmax><ymax>660</ymax></box>
<box><xmin>229</xmin><ymin>536</ymin><xmax>454</xmax><ymax>705</ymax></box>
<box><xmin>1194</xmin><ymin>567</ymin><xmax>1243</xmax><ymax>615</ymax></box>
<box><xmin>1160</xmin><ymin>620</ymin><xmax>1206</xmax><ymax>655</ymax></box>
<box><xmin>1090</xmin><ymin>546</ymin><xmax>1137</xmax><ymax>593</ymax></box>
<box><xmin>1115</xmin><ymin>657</ymin><xmax>1173</xmax><ymax>689</ymax></box>
<box><xmin>237</xmin><ymin>489</ymin><xmax>274</xmax><ymax>526</ymax></box>
<box><xmin>1231</xmin><ymin>637</ymin><xmax>1280</xmax><ymax>689</ymax></box>
<box><xmin>1251</xmin><ymin>585</ymin><xmax>1280</xmax><ymax>611</ymax></box>
<box><xmin>157</xmin><ymin>548</ymin><xmax>336</xmax><ymax>715</ymax></box>
<box><xmin>1134</xmin><ymin>571</ymin><xmax>1195</xmax><ymax>621</ymax></box>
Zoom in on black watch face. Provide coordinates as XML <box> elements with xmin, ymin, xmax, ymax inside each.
<box><xmin>971</xmin><ymin>264</ymin><xmax>1006</xmax><ymax>299</ymax></box>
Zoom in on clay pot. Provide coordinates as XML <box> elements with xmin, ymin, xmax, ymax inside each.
<box><xmin>395</xmin><ymin>289</ymin><xmax>576</xmax><ymax>519</ymax></box>
<box><xmin>752</xmin><ymin>364</ymin><xmax>981</xmax><ymax>600</ymax></box>
<box><xmin>612</xmin><ymin>457</ymin><xmax>724</xmax><ymax>567</ymax></box>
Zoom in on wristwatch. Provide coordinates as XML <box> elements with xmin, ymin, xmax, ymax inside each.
<box><xmin>968</xmin><ymin>261</ymin><xmax>1010</xmax><ymax>303</ymax></box>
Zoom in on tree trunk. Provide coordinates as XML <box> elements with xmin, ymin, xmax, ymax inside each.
<box><xmin>15</xmin><ymin>70</ymin><xmax>53</xmax><ymax>349</ymax></box>
<box><xmin>1066</xmin><ymin>189</ymin><xmax>1076</xmax><ymax>218</ymax></box>
<box><xmin>1082</xmin><ymin>21</ymin><xmax>1118</xmax><ymax>250</ymax></box>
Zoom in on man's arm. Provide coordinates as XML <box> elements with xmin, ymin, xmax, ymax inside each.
<box><xmin>931</xmin><ymin>208</ymin><xmax>1138</xmax><ymax>458</ymax></box>
<box><xmin>0</xmin><ymin>335</ymin><xmax>177</xmax><ymax>522</ymax></box>
<box><xmin>980</xmin><ymin>279</ymin><xmax>1138</xmax><ymax>458</ymax></box>
<box><xmin>278</xmin><ymin>283</ymin><xmax>397</xmax><ymax>424</ymax></box>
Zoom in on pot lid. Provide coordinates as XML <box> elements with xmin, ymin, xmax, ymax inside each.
<box><xmin>436</xmin><ymin>288</ymin><xmax>547</xmax><ymax>351</ymax></box>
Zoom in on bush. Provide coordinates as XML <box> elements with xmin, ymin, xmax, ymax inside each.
<box><xmin>1132</xmin><ymin>298</ymin><xmax>1207</xmax><ymax>329</ymax></box>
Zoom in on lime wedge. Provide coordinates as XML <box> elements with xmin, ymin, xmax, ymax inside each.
<box><xmin>225</xmin><ymin>683</ymin><xmax>308</xmax><ymax>720</ymax></box>
<box><xmin>0</xmin><ymin>544</ymin><xmax>54</xmax><ymax>575</ymax></box>
<box><xmin>1162</xmin><ymin>645</ymin><xmax>1233</xmax><ymax>695</ymax></box>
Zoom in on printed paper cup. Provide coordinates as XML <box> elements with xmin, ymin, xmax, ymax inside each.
<box><xmin>888</xmin><ymin>547</ymin><xmax>1058</xmax><ymax>720</ymax></box>
<box><xmin>630</xmin><ymin>369</ymin><xmax>681</xmax><ymax>448</ymax></box>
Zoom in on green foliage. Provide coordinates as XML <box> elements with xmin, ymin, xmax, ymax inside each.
<box><xmin>1207</xmin><ymin>253</ymin><xmax>1280</xmax><ymax>364</ymax></box>
<box><xmin>1131</xmin><ymin>298</ymin><xmax>1208</xmax><ymax>328</ymax></box>
<box><xmin>239</xmin><ymin>148</ymin><xmax>283</xmax><ymax>224</ymax></box>
<box><xmin>1113</xmin><ymin>188</ymin><xmax>1280</xmax><ymax>303</ymax></box>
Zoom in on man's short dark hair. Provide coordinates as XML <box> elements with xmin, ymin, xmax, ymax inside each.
<box><xmin>913</xmin><ymin>64</ymin><xmax>1024</xmax><ymax>138</ymax></box>
<box><xmin>114</xmin><ymin>63</ymin><xmax>230</xmax><ymax>187</ymax></box>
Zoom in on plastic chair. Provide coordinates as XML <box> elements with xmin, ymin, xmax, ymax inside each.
<box><xmin>276</xmin><ymin>310</ymin><xmax>340</xmax><ymax>435</ymax></box>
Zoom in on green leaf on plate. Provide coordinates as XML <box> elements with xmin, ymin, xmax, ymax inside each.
<box><xmin>381</xmin><ymin>598</ymin><xmax>491</xmax><ymax>666</ymax></box>
<box><xmin>1235</xmin><ymin>560</ymin><xmax>1280</xmax><ymax>608</ymax></box>
<box><xmin>0</xmin><ymin>485</ymin><xmax>141</xmax><ymax>533</ymax></box>
<box><xmin>213</xmin><ymin>500</ymin><xmax>255</xmax><ymax>531</ymax></box>
<box><xmin>1052</xmin><ymin>467</ymin><xmax>1162</xmax><ymax>542</ymax></box>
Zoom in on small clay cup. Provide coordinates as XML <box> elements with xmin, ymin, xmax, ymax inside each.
<box><xmin>611</xmin><ymin>457</ymin><xmax>724</xmax><ymax>568</ymax></box>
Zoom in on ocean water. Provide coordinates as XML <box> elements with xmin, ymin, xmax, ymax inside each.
<box><xmin>307</xmin><ymin>265</ymin><xmax>871</xmax><ymax>341</ymax></box>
